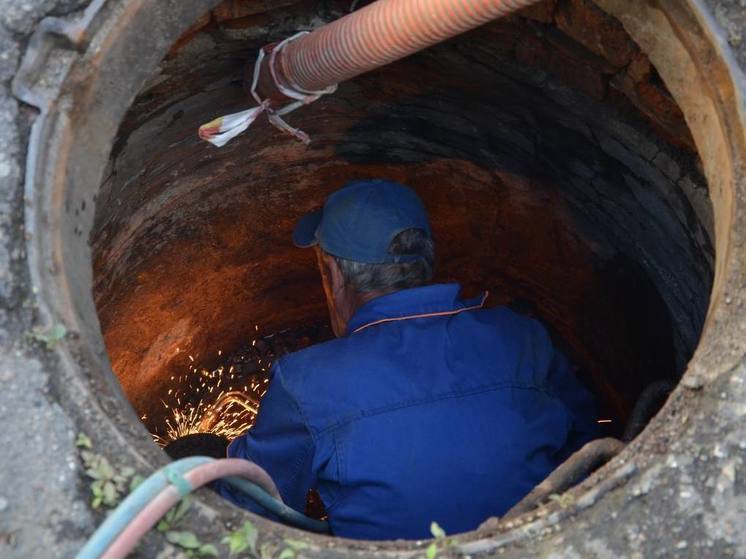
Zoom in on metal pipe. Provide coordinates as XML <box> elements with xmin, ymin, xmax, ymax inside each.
<box><xmin>258</xmin><ymin>0</ymin><xmax>542</xmax><ymax>103</ymax></box>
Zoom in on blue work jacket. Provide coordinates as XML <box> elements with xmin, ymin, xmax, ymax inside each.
<box><xmin>217</xmin><ymin>283</ymin><xmax>599</xmax><ymax>540</ymax></box>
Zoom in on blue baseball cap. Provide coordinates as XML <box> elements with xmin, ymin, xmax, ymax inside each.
<box><xmin>293</xmin><ymin>179</ymin><xmax>432</xmax><ymax>264</ymax></box>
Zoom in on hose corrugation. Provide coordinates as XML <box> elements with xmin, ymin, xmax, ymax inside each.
<box><xmin>281</xmin><ymin>0</ymin><xmax>541</xmax><ymax>92</ymax></box>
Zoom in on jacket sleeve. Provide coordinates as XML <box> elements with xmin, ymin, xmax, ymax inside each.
<box><xmin>213</xmin><ymin>361</ymin><xmax>316</xmax><ymax>515</ymax></box>
<box><xmin>546</xmin><ymin>348</ymin><xmax>601</xmax><ymax>458</ymax></box>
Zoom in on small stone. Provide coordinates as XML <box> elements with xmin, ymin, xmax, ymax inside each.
<box><xmin>676</xmin><ymin>541</ymin><xmax>688</xmax><ymax>549</ymax></box>
<box><xmin>721</xmin><ymin>461</ymin><xmax>736</xmax><ymax>483</ymax></box>
<box><xmin>713</xmin><ymin>444</ymin><xmax>728</xmax><ymax>458</ymax></box>
<box><xmin>0</xmin><ymin>496</ymin><xmax>7</xmax><ymax>511</ymax></box>
<box><xmin>681</xmin><ymin>373</ymin><xmax>704</xmax><ymax>390</ymax></box>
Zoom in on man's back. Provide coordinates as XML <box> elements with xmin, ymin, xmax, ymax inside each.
<box><xmin>223</xmin><ymin>284</ymin><xmax>598</xmax><ymax>540</ymax></box>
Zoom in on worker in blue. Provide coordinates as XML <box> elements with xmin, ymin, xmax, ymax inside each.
<box><xmin>216</xmin><ymin>179</ymin><xmax>600</xmax><ymax>540</ymax></box>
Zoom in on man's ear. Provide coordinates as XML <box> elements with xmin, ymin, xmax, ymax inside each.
<box><xmin>314</xmin><ymin>247</ymin><xmax>347</xmax><ymax>301</ymax></box>
<box><xmin>323</xmin><ymin>253</ymin><xmax>346</xmax><ymax>297</ymax></box>
<box><xmin>314</xmin><ymin>247</ymin><xmax>353</xmax><ymax>337</ymax></box>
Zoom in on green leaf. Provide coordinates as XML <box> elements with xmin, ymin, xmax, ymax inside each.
<box><xmin>75</xmin><ymin>433</ymin><xmax>92</xmax><ymax>449</ymax></box>
<box><xmin>119</xmin><ymin>466</ymin><xmax>135</xmax><ymax>478</ymax></box>
<box><xmin>46</xmin><ymin>323</ymin><xmax>67</xmax><ymax>343</ymax></box>
<box><xmin>129</xmin><ymin>474</ymin><xmax>145</xmax><ymax>492</ymax></box>
<box><xmin>548</xmin><ymin>493</ymin><xmax>575</xmax><ymax>508</ymax></box>
<box><xmin>113</xmin><ymin>475</ymin><xmax>128</xmax><ymax>492</ymax></box>
<box><xmin>426</xmin><ymin>542</ymin><xmax>438</xmax><ymax>559</ymax></box>
<box><xmin>259</xmin><ymin>544</ymin><xmax>274</xmax><ymax>559</ymax></box>
<box><xmin>172</xmin><ymin>497</ymin><xmax>192</xmax><ymax>523</ymax></box>
<box><xmin>157</xmin><ymin>520</ymin><xmax>170</xmax><ymax>533</ymax></box>
<box><xmin>166</xmin><ymin>531</ymin><xmax>201</xmax><ymax>550</ymax></box>
<box><xmin>222</xmin><ymin>521</ymin><xmax>257</xmax><ymax>555</ymax></box>
<box><xmin>197</xmin><ymin>544</ymin><xmax>218</xmax><ymax>557</ymax></box>
<box><xmin>430</xmin><ymin>521</ymin><xmax>446</xmax><ymax>539</ymax></box>
<box><xmin>96</xmin><ymin>458</ymin><xmax>115</xmax><ymax>480</ymax></box>
<box><xmin>222</xmin><ymin>532</ymin><xmax>246</xmax><ymax>555</ymax></box>
<box><xmin>86</xmin><ymin>468</ymin><xmax>102</xmax><ymax>480</ymax></box>
<box><xmin>283</xmin><ymin>539</ymin><xmax>308</xmax><ymax>551</ymax></box>
<box><xmin>102</xmin><ymin>481</ymin><xmax>118</xmax><ymax>505</ymax></box>
<box><xmin>27</xmin><ymin>323</ymin><xmax>68</xmax><ymax>349</ymax></box>
<box><xmin>277</xmin><ymin>549</ymin><xmax>295</xmax><ymax>559</ymax></box>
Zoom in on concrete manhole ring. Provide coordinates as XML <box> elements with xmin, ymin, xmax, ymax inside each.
<box><xmin>4</xmin><ymin>0</ymin><xmax>746</xmax><ymax>556</ymax></box>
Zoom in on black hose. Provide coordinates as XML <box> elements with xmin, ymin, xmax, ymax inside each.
<box><xmin>223</xmin><ymin>477</ymin><xmax>331</xmax><ymax>534</ymax></box>
<box><xmin>622</xmin><ymin>380</ymin><xmax>676</xmax><ymax>442</ymax></box>
<box><xmin>502</xmin><ymin>437</ymin><xmax>625</xmax><ymax>519</ymax></box>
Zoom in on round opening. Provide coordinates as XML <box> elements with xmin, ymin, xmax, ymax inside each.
<box><xmin>91</xmin><ymin>3</ymin><xmax>713</xmax><ymax>446</ymax></box>
<box><xmin>94</xmin><ymin>0</ymin><xmax>712</xmax><ymax>532</ymax></box>
<box><xmin>20</xmin><ymin>0</ymin><xmax>745</xmax><ymax>554</ymax></box>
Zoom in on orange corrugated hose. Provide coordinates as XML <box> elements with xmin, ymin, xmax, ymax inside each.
<box><xmin>279</xmin><ymin>0</ymin><xmax>541</xmax><ymax>92</ymax></box>
<box><xmin>201</xmin><ymin>0</ymin><xmax>543</xmax><ymax>146</ymax></box>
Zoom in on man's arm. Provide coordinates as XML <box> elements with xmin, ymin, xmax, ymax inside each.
<box><xmin>545</xmin><ymin>348</ymin><xmax>601</xmax><ymax>457</ymax></box>
<box><xmin>213</xmin><ymin>362</ymin><xmax>316</xmax><ymax>514</ymax></box>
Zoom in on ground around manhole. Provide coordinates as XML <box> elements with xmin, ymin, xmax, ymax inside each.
<box><xmin>1</xmin><ymin>1</ymin><xmax>745</xmax><ymax>558</ymax></box>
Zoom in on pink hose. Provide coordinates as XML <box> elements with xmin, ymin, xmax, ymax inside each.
<box><xmin>277</xmin><ymin>0</ymin><xmax>541</xmax><ymax>92</ymax></box>
<box><xmin>101</xmin><ymin>460</ymin><xmax>280</xmax><ymax>559</ymax></box>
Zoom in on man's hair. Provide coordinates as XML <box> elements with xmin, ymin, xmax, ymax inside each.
<box><xmin>333</xmin><ymin>228</ymin><xmax>434</xmax><ymax>294</ymax></box>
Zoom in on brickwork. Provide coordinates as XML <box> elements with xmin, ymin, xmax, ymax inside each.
<box><xmin>0</xmin><ymin>1</ymin><xmax>744</xmax><ymax>558</ymax></box>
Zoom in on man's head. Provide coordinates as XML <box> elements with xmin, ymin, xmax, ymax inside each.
<box><xmin>293</xmin><ymin>180</ymin><xmax>435</xmax><ymax>336</ymax></box>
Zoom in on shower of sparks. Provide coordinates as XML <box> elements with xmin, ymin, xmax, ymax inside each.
<box><xmin>151</xmin><ymin>340</ymin><xmax>271</xmax><ymax>448</ymax></box>
<box><xmin>147</xmin><ymin>323</ymin><xmax>332</xmax><ymax>449</ymax></box>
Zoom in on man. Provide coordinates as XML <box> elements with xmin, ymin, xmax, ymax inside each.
<box><xmin>216</xmin><ymin>179</ymin><xmax>599</xmax><ymax>540</ymax></box>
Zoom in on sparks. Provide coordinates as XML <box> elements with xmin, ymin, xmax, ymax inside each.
<box><xmin>147</xmin><ymin>323</ymin><xmax>332</xmax><ymax>449</ymax></box>
<box><xmin>150</xmin><ymin>349</ymin><xmax>270</xmax><ymax>447</ymax></box>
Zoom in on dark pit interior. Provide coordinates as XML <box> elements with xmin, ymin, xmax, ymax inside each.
<box><xmin>91</xmin><ymin>1</ymin><xmax>714</xmax><ymax>450</ymax></box>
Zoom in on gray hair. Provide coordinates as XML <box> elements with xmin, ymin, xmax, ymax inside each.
<box><xmin>333</xmin><ymin>228</ymin><xmax>435</xmax><ymax>294</ymax></box>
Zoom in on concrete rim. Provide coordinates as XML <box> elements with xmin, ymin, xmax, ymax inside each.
<box><xmin>12</xmin><ymin>0</ymin><xmax>746</xmax><ymax>555</ymax></box>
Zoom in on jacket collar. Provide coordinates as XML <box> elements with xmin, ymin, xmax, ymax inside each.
<box><xmin>346</xmin><ymin>283</ymin><xmax>488</xmax><ymax>336</ymax></box>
